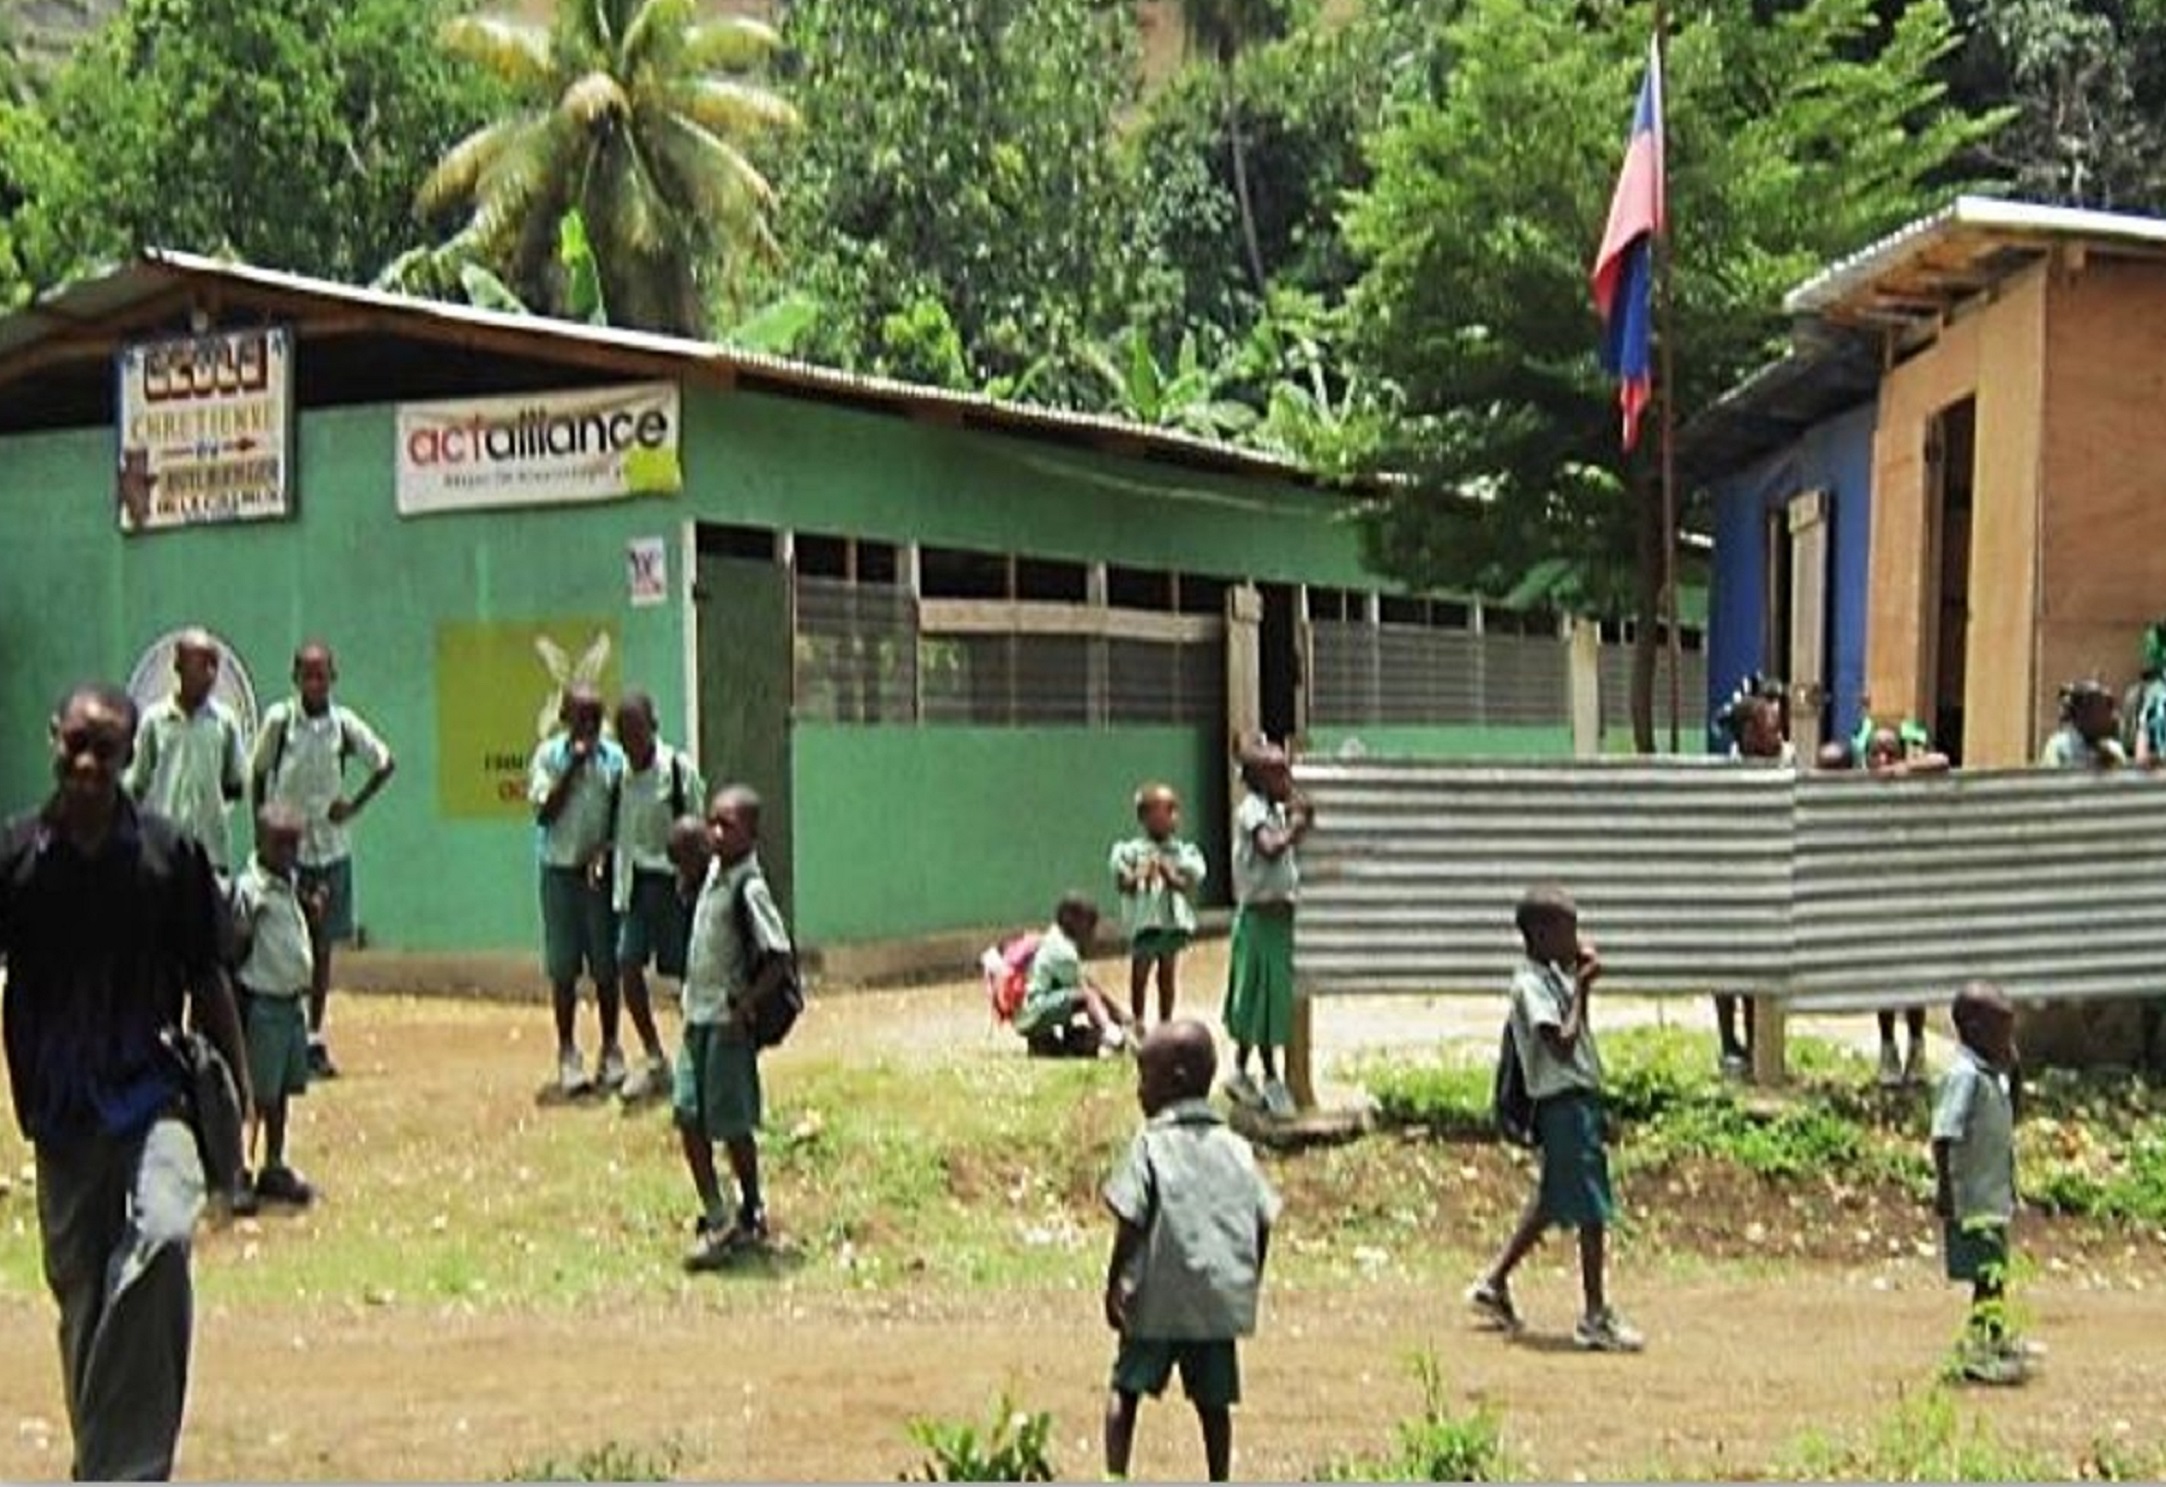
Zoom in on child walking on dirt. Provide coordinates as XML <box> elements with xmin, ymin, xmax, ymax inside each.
<box><xmin>1934</xmin><ymin>981</ymin><xmax>2030</xmax><ymax>1385</ymax></box>
<box><xmin>1110</xmin><ymin>783</ymin><xmax>1209</xmax><ymax>1029</ymax></box>
<box><xmin>1015</xmin><ymin>894</ymin><xmax>1133</xmax><ymax>1056</ymax></box>
<box><xmin>1103</xmin><ymin>1020</ymin><xmax>1279</xmax><ymax>1483</ymax></box>
<box><xmin>229</xmin><ymin>802</ymin><xmax>319</xmax><ymax>1215</ymax></box>
<box><xmin>1466</xmin><ymin>885</ymin><xmax>1643</xmax><ymax>1352</ymax></box>
<box><xmin>1223</xmin><ymin>742</ymin><xmax>1313</xmax><ymax>1118</ymax></box>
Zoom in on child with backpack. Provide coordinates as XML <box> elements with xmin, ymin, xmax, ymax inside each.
<box><xmin>1467</xmin><ymin>884</ymin><xmax>1642</xmax><ymax>1352</ymax></box>
<box><xmin>677</xmin><ymin>785</ymin><xmax>801</xmax><ymax>1271</ymax></box>
<box><xmin>1011</xmin><ymin>894</ymin><xmax>1134</xmax><ymax>1057</ymax></box>
<box><xmin>1110</xmin><ymin>783</ymin><xmax>1209</xmax><ymax>1029</ymax></box>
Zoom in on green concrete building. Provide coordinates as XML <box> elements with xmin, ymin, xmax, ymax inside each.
<box><xmin>0</xmin><ymin>253</ymin><xmax>1669</xmax><ymax>959</ymax></box>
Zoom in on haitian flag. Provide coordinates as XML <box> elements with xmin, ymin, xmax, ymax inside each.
<box><xmin>1591</xmin><ymin>40</ymin><xmax>1665</xmax><ymax>451</ymax></box>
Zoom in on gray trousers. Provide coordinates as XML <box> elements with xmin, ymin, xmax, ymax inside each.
<box><xmin>36</xmin><ymin>1117</ymin><xmax>206</xmax><ymax>1481</ymax></box>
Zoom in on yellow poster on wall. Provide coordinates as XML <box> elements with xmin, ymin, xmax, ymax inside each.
<box><xmin>436</xmin><ymin>617</ymin><xmax>620</xmax><ymax>818</ymax></box>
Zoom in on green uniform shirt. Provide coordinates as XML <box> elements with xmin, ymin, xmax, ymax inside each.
<box><xmin>125</xmin><ymin>695</ymin><xmax>248</xmax><ymax>873</ymax></box>
<box><xmin>1109</xmin><ymin>834</ymin><xmax>1207</xmax><ymax>939</ymax></box>
<box><xmin>1104</xmin><ymin>1098</ymin><xmax>1281</xmax><ymax>1340</ymax></box>
<box><xmin>681</xmin><ymin>854</ymin><xmax>792</xmax><ymax>1027</ymax></box>
<box><xmin>1509</xmin><ymin>960</ymin><xmax>1603</xmax><ymax>1102</ymax></box>
<box><xmin>1231</xmin><ymin>792</ymin><xmax>1298</xmax><ymax>907</ymax></box>
<box><xmin>1933</xmin><ymin>1044</ymin><xmax>2017</xmax><ymax>1224</ymax></box>
<box><xmin>528</xmin><ymin>733</ymin><xmax>625</xmax><ymax>869</ymax></box>
<box><xmin>2040</xmin><ymin>725</ymin><xmax>2125</xmax><ymax>770</ymax></box>
<box><xmin>1016</xmin><ymin>922</ymin><xmax>1083</xmax><ymax>1035</ymax></box>
<box><xmin>254</xmin><ymin>699</ymin><xmax>394</xmax><ymax>868</ymax></box>
<box><xmin>232</xmin><ymin>857</ymin><xmax>314</xmax><ymax>997</ymax></box>
<box><xmin>612</xmin><ymin>743</ymin><xmax>705</xmax><ymax>909</ymax></box>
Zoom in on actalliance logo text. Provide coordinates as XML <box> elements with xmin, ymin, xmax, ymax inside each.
<box><xmin>405</xmin><ymin>400</ymin><xmax>673</xmax><ymax>465</ymax></box>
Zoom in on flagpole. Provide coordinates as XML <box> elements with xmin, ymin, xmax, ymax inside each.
<box><xmin>1654</xmin><ymin>0</ymin><xmax>1682</xmax><ymax>755</ymax></box>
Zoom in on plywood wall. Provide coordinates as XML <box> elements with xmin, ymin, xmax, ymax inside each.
<box><xmin>1961</xmin><ymin>268</ymin><xmax>2048</xmax><ymax>766</ymax></box>
<box><xmin>2037</xmin><ymin>254</ymin><xmax>2166</xmax><ymax>742</ymax></box>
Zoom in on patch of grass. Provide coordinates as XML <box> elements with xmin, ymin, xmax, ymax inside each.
<box><xmin>903</xmin><ymin>1393</ymin><xmax>1057</xmax><ymax>1482</ymax></box>
<box><xmin>1315</xmin><ymin>1355</ymin><xmax>1508</xmax><ymax>1482</ymax></box>
<box><xmin>497</xmin><ymin>1437</ymin><xmax>684</xmax><ymax>1481</ymax></box>
<box><xmin>1776</xmin><ymin>1387</ymin><xmax>2057</xmax><ymax>1481</ymax></box>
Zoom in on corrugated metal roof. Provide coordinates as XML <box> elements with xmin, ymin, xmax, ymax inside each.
<box><xmin>1675</xmin><ymin>331</ymin><xmax>1880</xmax><ymax>485</ymax></box>
<box><xmin>0</xmin><ymin>250</ymin><xmax>1313</xmax><ymax>479</ymax></box>
<box><xmin>1782</xmin><ymin>195</ymin><xmax>2166</xmax><ymax>327</ymax></box>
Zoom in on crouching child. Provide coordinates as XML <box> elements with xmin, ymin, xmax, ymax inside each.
<box><xmin>1103</xmin><ymin>1020</ymin><xmax>1280</xmax><ymax>1482</ymax></box>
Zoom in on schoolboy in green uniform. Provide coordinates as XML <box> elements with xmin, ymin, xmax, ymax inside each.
<box><xmin>1222</xmin><ymin>742</ymin><xmax>1312</xmax><ymax>1118</ymax></box>
<box><xmin>678</xmin><ymin>785</ymin><xmax>795</xmax><ymax>1270</ymax></box>
<box><xmin>611</xmin><ymin>692</ymin><xmax>705</xmax><ymax>1100</ymax></box>
<box><xmin>1466</xmin><ymin>885</ymin><xmax>1643</xmax><ymax>1352</ymax></box>
<box><xmin>1934</xmin><ymin>981</ymin><xmax>2029</xmax><ymax>1385</ymax></box>
<box><xmin>529</xmin><ymin>684</ymin><xmax>625</xmax><ymax>1096</ymax></box>
<box><xmin>1015</xmin><ymin>894</ymin><xmax>1132</xmax><ymax>1056</ymax></box>
<box><xmin>1111</xmin><ymin>783</ymin><xmax>1209</xmax><ymax>1029</ymax></box>
<box><xmin>125</xmin><ymin>627</ymin><xmax>248</xmax><ymax>878</ymax></box>
<box><xmin>1103</xmin><ymin>1020</ymin><xmax>1279</xmax><ymax>1483</ymax></box>
<box><xmin>251</xmin><ymin>641</ymin><xmax>396</xmax><ymax>1080</ymax></box>
<box><xmin>229</xmin><ymin>803</ymin><xmax>318</xmax><ymax>1214</ymax></box>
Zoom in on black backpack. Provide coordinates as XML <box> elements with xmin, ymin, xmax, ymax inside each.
<box><xmin>733</xmin><ymin>873</ymin><xmax>804</xmax><ymax>1050</ymax></box>
<box><xmin>1492</xmin><ymin>1020</ymin><xmax>1538</xmax><ymax>1148</ymax></box>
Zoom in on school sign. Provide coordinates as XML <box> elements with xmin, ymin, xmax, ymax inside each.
<box><xmin>395</xmin><ymin>381</ymin><xmax>683</xmax><ymax>516</ymax></box>
<box><xmin>114</xmin><ymin>327</ymin><xmax>294</xmax><ymax>533</ymax></box>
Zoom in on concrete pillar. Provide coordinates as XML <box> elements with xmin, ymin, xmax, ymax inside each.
<box><xmin>1570</xmin><ymin>616</ymin><xmax>1603</xmax><ymax>758</ymax></box>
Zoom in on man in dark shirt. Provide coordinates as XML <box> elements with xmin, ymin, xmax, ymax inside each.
<box><xmin>0</xmin><ymin>680</ymin><xmax>250</xmax><ymax>1481</ymax></box>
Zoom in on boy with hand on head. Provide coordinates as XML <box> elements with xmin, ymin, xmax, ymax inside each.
<box><xmin>252</xmin><ymin>641</ymin><xmax>396</xmax><ymax>1080</ymax></box>
<box><xmin>228</xmin><ymin>802</ymin><xmax>319</xmax><ymax>1215</ymax></box>
<box><xmin>1103</xmin><ymin>1020</ymin><xmax>1279</xmax><ymax>1484</ymax></box>
<box><xmin>1466</xmin><ymin>885</ymin><xmax>1643</xmax><ymax>1352</ymax></box>
<box><xmin>1015</xmin><ymin>893</ymin><xmax>1134</xmax><ymax>1057</ymax></box>
<box><xmin>678</xmin><ymin>786</ymin><xmax>795</xmax><ymax>1270</ymax></box>
<box><xmin>1934</xmin><ymin>981</ymin><xmax>2030</xmax><ymax>1385</ymax></box>
<box><xmin>1223</xmin><ymin>741</ymin><xmax>1313</xmax><ymax>1118</ymax></box>
<box><xmin>530</xmin><ymin>684</ymin><xmax>626</xmax><ymax>1096</ymax></box>
<box><xmin>610</xmin><ymin>693</ymin><xmax>705</xmax><ymax>1101</ymax></box>
<box><xmin>1110</xmin><ymin>783</ymin><xmax>1209</xmax><ymax>1030</ymax></box>
<box><xmin>126</xmin><ymin>626</ymin><xmax>248</xmax><ymax>881</ymax></box>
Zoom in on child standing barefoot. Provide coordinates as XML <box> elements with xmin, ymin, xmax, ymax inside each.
<box><xmin>1467</xmin><ymin>884</ymin><xmax>1642</xmax><ymax>1352</ymax></box>
<box><xmin>1110</xmin><ymin>783</ymin><xmax>1208</xmax><ymax>1030</ymax></box>
<box><xmin>1103</xmin><ymin>1021</ymin><xmax>1279</xmax><ymax>1483</ymax></box>
<box><xmin>1222</xmin><ymin>742</ymin><xmax>1312</xmax><ymax>1118</ymax></box>
<box><xmin>1934</xmin><ymin>981</ymin><xmax>2028</xmax><ymax>1385</ymax></box>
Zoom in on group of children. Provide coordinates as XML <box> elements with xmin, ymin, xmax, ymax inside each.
<box><xmin>125</xmin><ymin>630</ymin><xmax>397</xmax><ymax>1215</ymax></box>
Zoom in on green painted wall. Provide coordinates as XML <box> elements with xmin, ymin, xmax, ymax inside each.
<box><xmin>0</xmin><ymin>409</ymin><xmax>688</xmax><ymax>954</ymax></box>
<box><xmin>792</xmin><ymin>724</ymin><xmax>1224</xmax><ymax>944</ymax></box>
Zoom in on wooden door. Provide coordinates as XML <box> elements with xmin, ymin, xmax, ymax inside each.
<box><xmin>1787</xmin><ymin>489</ymin><xmax>1831</xmax><ymax>756</ymax></box>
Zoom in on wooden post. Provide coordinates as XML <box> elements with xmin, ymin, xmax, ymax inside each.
<box><xmin>1751</xmin><ymin>995</ymin><xmax>1788</xmax><ymax>1086</ymax></box>
<box><xmin>1288</xmin><ymin>989</ymin><xmax>1317</xmax><ymax>1111</ymax></box>
<box><xmin>1570</xmin><ymin>616</ymin><xmax>1603</xmax><ymax>757</ymax></box>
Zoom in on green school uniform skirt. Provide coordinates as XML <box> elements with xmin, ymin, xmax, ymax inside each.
<box><xmin>1222</xmin><ymin>905</ymin><xmax>1294</xmax><ymax>1050</ymax></box>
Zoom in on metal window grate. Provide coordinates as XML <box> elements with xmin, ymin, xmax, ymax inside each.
<box><xmin>795</xmin><ymin>577</ymin><xmax>919</xmax><ymax>724</ymax></box>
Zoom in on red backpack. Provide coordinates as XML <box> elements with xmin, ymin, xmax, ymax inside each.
<box><xmin>981</xmin><ymin>932</ymin><xmax>1042</xmax><ymax>1024</ymax></box>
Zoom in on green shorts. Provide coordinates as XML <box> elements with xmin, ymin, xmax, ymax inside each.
<box><xmin>618</xmin><ymin>870</ymin><xmax>690</xmax><ymax>978</ymax></box>
<box><xmin>1111</xmin><ymin>1338</ymin><xmax>1240</xmax><ymax>1410</ymax></box>
<box><xmin>1535</xmin><ymin>1091</ymin><xmax>1615</xmax><ymax>1230</ymax></box>
<box><xmin>241</xmin><ymin>989</ymin><xmax>311</xmax><ymax>1103</ymax></box>
<box><xmin>541</xmin><ymin>865</ymin><xmax>618</xmax><ymax>987</ymax></box>
<box><xmin>674</xmin><ymin>1022</ymin><xmax>762</xmax><ymax>1142</ymax></box>
<box><xmin>1130</xmin><ymin>927</ymin><xmax>1193</xmax><ymax>964</ymax></box>
<box><xmin>298</xmin><ymin>857</ymin><xmax>354</xmax><ymax>944</ymax></box>
<box><xmin>1945</xmin><ymin>1219</ymin><xmax>2011</xmax><ymax>1284</ymax></box>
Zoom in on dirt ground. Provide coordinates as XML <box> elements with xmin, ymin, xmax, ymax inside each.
<box><xmin>0</xmin><ymin>948</ymin><xmax>2160</xmax><ymax>1482</ymax></box>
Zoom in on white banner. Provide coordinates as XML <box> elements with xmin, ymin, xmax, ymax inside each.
<box><xmin>396</xmin><ymin>381</ymin><xmax>684</xmax><ymax>516</ymax></box>
<box><xmin>115</xmin><ymin>327</ymin><xmax>294</xmax><ymax>533</ymax></box>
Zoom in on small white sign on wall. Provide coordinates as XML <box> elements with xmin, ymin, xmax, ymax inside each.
<box><xmin>627</xmin><ymin>536</ymin><xmax>668</xmax><ymax>607</ymax></box>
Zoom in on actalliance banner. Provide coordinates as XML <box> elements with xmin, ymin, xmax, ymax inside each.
<box><xmin>395</xmin><ymin>381</ymin><xmax>684</xmax><ymax>516</ymax></box>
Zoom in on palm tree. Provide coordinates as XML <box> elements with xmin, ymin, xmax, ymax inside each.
<box><xmin>418</xmin><ymin>0</ymin><xmax>797</xmax><ymax>336</ymax></box>
<box><xmin>1175</xmin><ymin>0</ymin><xmax>1289</xmax><ymax>297</ymax></box>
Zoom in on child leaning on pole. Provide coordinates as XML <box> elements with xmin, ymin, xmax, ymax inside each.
<box><xmin>1466</xmin><ymin>884</ymin><xmax>1643</xmax><ymax>1352</ymax></box>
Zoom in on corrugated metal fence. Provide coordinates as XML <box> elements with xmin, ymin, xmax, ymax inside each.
<box><xmin>1296</xmin><ymin>759</ymin><xmax>2166</xmax><ymax>1011</ymax></box>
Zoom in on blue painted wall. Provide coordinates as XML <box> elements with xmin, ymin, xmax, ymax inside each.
<box><xmin>1705</xmin><ymin>401</ymin><xmax>1877</xmax><ymax>750</ymax></box>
